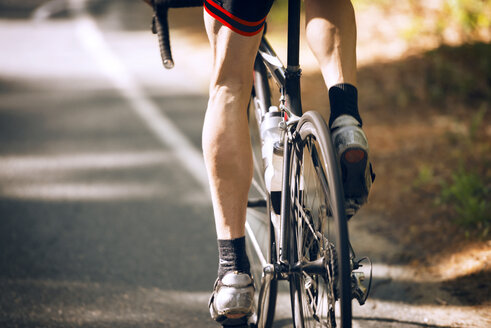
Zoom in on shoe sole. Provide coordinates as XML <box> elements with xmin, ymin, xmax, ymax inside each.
<box><xmin>214</xmin><ymin>307</ymin><xmax>252</xmax><ymax>327</ymax></box>
<box><xmin>340</xmin><ymin>147</ymin><xmax>368</xmax><ymax>199</ymax></box>
<box><xmin>217</xmin><ymin>312</ymin><xmax>250</xmax><ymax>327</ymax></box>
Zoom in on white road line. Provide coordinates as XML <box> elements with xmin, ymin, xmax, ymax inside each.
<box><xmin>69</xmin><ymin>1</ymin><xmax>209</xmax><ymax>194</ymax></box>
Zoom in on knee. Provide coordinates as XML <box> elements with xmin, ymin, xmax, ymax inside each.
<box><xmin>209</xmin><ymin>49</ymin><xmax>257</xmax><ymax>102</ymax></box>
<box><xmin>208</xmin><ymin>76</ymin><xmax>252</xmax><ymax>106</ymax></box>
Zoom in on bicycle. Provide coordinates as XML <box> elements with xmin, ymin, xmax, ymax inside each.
<box><xmin>148</xmin><ymin>0</ymin><xmax>372</xmax><ymax>327</ymax></box>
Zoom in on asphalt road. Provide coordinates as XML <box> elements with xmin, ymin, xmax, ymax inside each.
<box><xmin>0</xmin><ymin>1</ymin><xmax>217</xmax><ymax>327</ymax></box>
<box><xmin>0</xmin><ymin>1</ymin><xmax>487</xmax><ymax>328</ymax></box>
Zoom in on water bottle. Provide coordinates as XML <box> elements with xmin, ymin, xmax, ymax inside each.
<box><xmin>260</xmin><ymin>107</ymin><xmax>284</xmax><ymax>193</ymax></box>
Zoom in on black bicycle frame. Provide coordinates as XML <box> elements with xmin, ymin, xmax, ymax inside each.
<box><xmin>253</xmin><ymin>0</ymin><xmax>303</xmax><ymax>265</ymax></box>
<box><xmin>256</xmin><ymin>0</ymin><xmax>302</xmax><ymax>116</ymax></box>
<box><xmin>281</xmin><ymin>0</ymin><xmax>302</xmax><ymax>265</ymax></box>
<box><xmin>285</xmin><ymin>0</ymin><xmax>302</xmax><ymax>116</ymax></box>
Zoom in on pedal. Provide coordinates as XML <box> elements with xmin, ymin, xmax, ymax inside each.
<box><xmin>351</xmin><ymin>257</ymin><xmax>372</xmax><ymax>305</ymax></box>
<box><xmin>345</xmin><ymin>202</ymin><xmax>359</xmax><ymax>219</ymax></box>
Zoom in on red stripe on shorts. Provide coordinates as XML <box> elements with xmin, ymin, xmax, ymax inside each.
<box><xmin>204</xmin><ymin>0</ymin><xmax>267</xmax><ymax>27</ymax></box>
<box><xmin>204</xmin><ymin>5</ymin><xmax>265</xmax><ymax>36</ymax></box>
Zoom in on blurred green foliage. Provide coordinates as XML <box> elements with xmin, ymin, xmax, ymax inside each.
<box><xmin>440</xmin><ymin>168</ymin><xmax>490</xmax><ymax>237</ymax></box>
<box><xmin>269</xmin><ymin>1</ymin><xmax>490</xmax><ymax>43</ymax></box>
<box><xmin>415</xmin><ymin>107</ymin><xmax>490</xmax><ymax>238</ymax></box>
<box><xmin>414</xmin><ymin>164</ymin><xmax>436</xmax><ymax>189</ymax></box>
<box><xmin>442</xmin><ymin>0</ymin><xmax>491</xmax><ymax>37</ymax></box>
<box><xmin>353</xmin><ymin>0</ymin><xmax>491</xmax><ymax>42</ymax></box>
<box><xmin>444</xmin><ymin>107</ymin><xmax>490</xmax><ymax>238</ymax></box>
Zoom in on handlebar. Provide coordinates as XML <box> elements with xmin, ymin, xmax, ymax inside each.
<box><xmin>150</xmin><ymin>0</ymin><xmax>203</xmax><ymax>69</ymax></box>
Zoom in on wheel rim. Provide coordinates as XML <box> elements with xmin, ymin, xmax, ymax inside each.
<box><xmin>291</xmin><ymin>136</ymin><xmax>339</xmax><ymax>328</ymax></box>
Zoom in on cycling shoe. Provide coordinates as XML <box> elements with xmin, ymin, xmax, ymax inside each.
<box><xmin>331</xmin><ymin>115</ymin><xmax>375</xmax><ymax>217</ymax></box>
<box><xmin>209</xmin><ymin>271</ymin><xmax>254</xmax><ymax>327</ymax></box>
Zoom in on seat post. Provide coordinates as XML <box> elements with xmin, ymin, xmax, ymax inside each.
<box><xmin>287</xmin><ymin>0</ymin><xmax>301</xmax><ymax>68</ymax></box>
<box><xmin>285</xmin><ymin>0</ymin><xmax>302</xmax><ymax>116</ymax></box>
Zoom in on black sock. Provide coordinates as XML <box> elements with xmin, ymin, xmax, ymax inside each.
<box><xmin>217</xmin><ymin>236</ymin><xmax>250</xmax><ymax>279</ymax></box>
<box><xmin>328</xmin><ymin>83</ymin><xmax>362</xmax><ymax>128</ymax></box>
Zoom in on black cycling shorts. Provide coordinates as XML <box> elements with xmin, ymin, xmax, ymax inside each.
<box><xmin>204</xmin><ymin>0</ymin><xmax>275</xmax><ymax>36</ymax></box>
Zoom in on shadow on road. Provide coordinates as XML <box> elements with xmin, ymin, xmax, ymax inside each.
<box><xmin>1</xmin><ymin>1</ymin><xmax>489</xmax><ymax>327</ymax></box>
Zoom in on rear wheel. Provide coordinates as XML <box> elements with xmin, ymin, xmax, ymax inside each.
<box><xmin>288</xmin><ymin>111</ymin><xmax>352</xmax><ymax>328</ymax></box>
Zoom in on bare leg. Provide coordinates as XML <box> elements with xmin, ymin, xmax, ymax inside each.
<box><xmin>203</xmin><ymin>13</ymin><xmax>262</xmax><ymax>240</ymax></box>
<box><xmin>305</xmin><ymin>0</ymin><xmax>357</xmax><ymax>87</ymax></box>
<box><xmin>305</xmin><ymin>0</ymin><xmax>357</xmax><ymax>120</ymax></box>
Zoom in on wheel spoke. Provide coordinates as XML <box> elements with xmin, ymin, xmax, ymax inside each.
<box><xmin>291</xmin><ymin>134</ymin><xmax>342</xmax><ymax>327</ymax></box>
<box><xmin>289</xmin><ymin>113</ymin><xmax>352</xmax><ymax>328</ymax></box>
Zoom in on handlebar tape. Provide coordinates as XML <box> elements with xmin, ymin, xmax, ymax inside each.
<box><xmin>152</xmin><ymin>0</ymin><xmax>203</xmax><ymax>69</ymax></box>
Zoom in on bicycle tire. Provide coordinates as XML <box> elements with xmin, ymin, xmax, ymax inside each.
<box><xmin>288</xmin><ymin>111</ymin><xmax>352</xmax><ymax>328</ymax></box>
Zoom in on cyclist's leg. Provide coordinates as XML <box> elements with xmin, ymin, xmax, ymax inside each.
<box><xmin>203</xmin><ymin>4</ymin><xmax>265</xmax><ymax>325</ymax></box>
<box><xmin>203</xmin><ymin>13</ymin><xmax>261</xmax><ymax>242</ymax></box>
<box><xmin>305</xmin><ymin>0</ymin><xmax>374</xmax><ymax>211</ymax></box>
<box><xmin>305</xmin><ymin>0</ymin><xmax>358</xmax><ymax>121</ymax></box>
